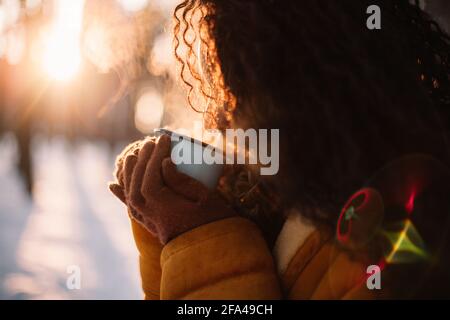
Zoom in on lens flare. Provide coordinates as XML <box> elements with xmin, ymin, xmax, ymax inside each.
<box><xmin>383</xmin><ymin>220</ymin><xmax>428</xmax><ymax>264</ymax></box>
<box><xmin>405</xmin><ymin>188</ymin><xmax>416</xmax><ymax>214</ymax></box>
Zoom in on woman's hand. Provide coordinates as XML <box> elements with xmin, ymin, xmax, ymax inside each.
<box><xmin>109</xmin><ymin>135</ymin><xmax>235</xmax><ymax>244</ymax></box>
<box><xmin>109</xmin><ymin>138</ymin><xmax>146</xmax><ymax>223</ymax></box>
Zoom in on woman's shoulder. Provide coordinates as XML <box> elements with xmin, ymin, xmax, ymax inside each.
<box><xmin>274</xmin><ymin>210</ymin><xmax>381</xmax><ymax>299</ymax></box>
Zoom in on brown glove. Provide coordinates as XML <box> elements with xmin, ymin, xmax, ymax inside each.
<box><xmin>109</xmin><ymin>135</ymin><xmax>236</xmax><ymax>244</ymax></box>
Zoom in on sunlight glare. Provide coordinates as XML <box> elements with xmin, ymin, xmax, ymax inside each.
<box><xmin>43</xmin><ymin>32</ymin><xmax>81</xmax><ymax>81</ymax></box>
<box><xmin>42</xmin><ymin>0</ymin><xmax>85</xmax><ymax>81</ymax></box>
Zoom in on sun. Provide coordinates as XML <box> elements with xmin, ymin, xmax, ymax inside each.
<box><xmin>42</xmin><ymin>31</ymin><xmax>81</xmax><ymax>81</ymax></box>
<box><xmin>41</xmin><ymin>0</ymin><xmax>84</xmax><ymax>81</ymax></box>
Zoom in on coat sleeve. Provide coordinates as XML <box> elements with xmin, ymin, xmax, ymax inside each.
<box><xmin>130</xmin><ymin>218</ymin><xmax>163</xmax><ymax>300</ymax></box>
<box><xmin>159</xmin><ymin>217</ymin><xmax>282</xmax><ymax>299</ymax></box>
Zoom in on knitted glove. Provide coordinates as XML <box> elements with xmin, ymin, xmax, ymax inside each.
<box><xmin>109</xmin><ymin>137</ymin><xmax>159</xmax><ymax>234</ymax></box>
<box><xmin>109</xmin><ymin>135</ymin><xmax>235</xmax><ymax>244</ymax></box>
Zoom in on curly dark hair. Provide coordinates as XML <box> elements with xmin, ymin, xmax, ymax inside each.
<box><xmin>171</xmin><ymin>0</ymin><xmax>450</xmax><ymax>298</ymax></box>
<box><xmin>173</xmin><ymin>0</ymin><xmax>450</xmax><ymax>230</ymax></box>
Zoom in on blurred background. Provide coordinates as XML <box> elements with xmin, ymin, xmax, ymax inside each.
<box><xmin>0</xmin><ymin>0</ymin><xmax>448</xmax><ymax>299</ymax></box>
<box><xmin>0</xmin><ymin>0</ymin><xmax>202</xmax><ymax>299</ymax></box>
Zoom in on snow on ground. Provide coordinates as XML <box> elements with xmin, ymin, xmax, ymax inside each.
<box><xmin>0</xmin><ymin>133</ymin><xmax>142</xmax><ymax>299</ymax></box>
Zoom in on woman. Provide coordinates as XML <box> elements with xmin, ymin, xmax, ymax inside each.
<box><xmin>109</xmin><ymin>0</ymin><xmax>450</xmax><ymax>299</ymax></box>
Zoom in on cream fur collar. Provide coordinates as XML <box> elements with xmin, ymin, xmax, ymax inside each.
<box><xmin>272</xmin><ymin>210</ymin><xmax>316</xmax><ymax>276</ymax></box>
